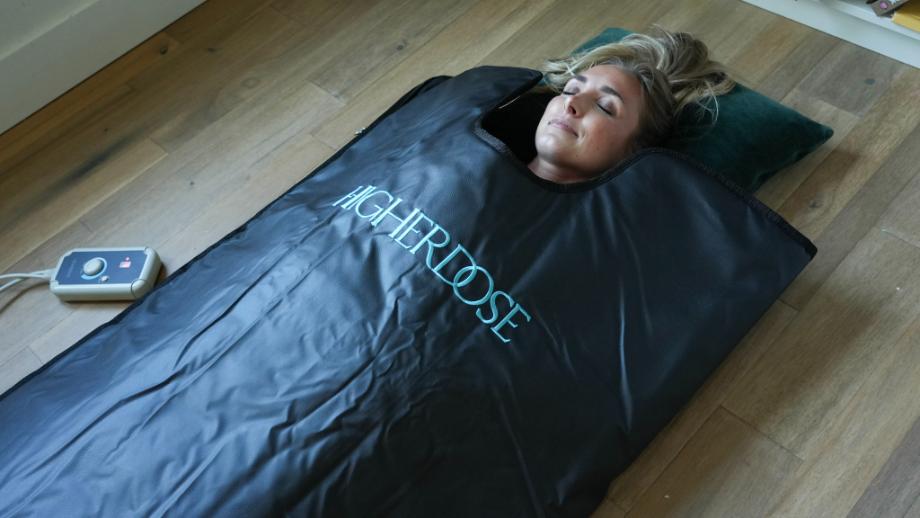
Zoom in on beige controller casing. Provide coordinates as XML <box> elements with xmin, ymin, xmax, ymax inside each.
<box><xmin>50</xmin><ymin>247</ymin><xmax>161</xmax><ymax>302</ymax></box>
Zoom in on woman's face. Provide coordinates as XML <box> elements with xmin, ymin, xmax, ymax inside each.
<box><xmin>532</xmin><ymin>64</ymin><xmax>644</xmax><ymax>182</ymax></box>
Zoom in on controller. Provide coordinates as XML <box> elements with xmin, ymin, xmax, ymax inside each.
<box><xmin>50</xmin><ymin>247</ymin><xmax>161</xmax><ymax>301</ymax></box>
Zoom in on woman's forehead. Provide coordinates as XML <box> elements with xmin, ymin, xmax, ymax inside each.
<box><xmin>574</xmin><ymin>64</ymin><xmax>636</xmax><ymax>86</ymax></box>
<box><xmin>570</xmin><ymin>64</ymin><xmax>642</xmax><ymax>103</ymax></box>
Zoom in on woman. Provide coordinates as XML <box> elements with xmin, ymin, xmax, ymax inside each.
<box><xmin>522</xmin><ymin>27</ymin><xmax>736</xmax><ymax>184</ymax></box>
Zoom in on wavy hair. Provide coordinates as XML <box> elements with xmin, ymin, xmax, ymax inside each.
<box><xmin>537</xmin><ymin>26</ymin><xmax>736</xmax><ymax>152</ymax></box>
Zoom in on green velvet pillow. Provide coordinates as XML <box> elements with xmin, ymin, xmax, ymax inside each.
<box><xmin>571</xmin><ymin>28</ymin><xmax>833</xmax><ymax>193</ymax></box>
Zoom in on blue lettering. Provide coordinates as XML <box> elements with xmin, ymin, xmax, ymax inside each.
<box><xmin>355</xmin><ymin>189</ymin><xmax>393</xmax><ymax>219</ymax></box>
<box><xmin>391</xmin><ymin>211</ymin><xmax>430</xmax><ymax>249</ymax></box>
<box><xmin>452</xmin><ymin>265</ymin><xmax>494</xmax><ymax>306</ymax></box>
<box><xmin>333</xmin><ymin>185</ymin><xmax>374</xmax><ymax>209</ymax></box>
<box><xmin>333</xmin><ymin>185</ymin><xmax>533</xmax><ymax>343</ymax></box>
<box><xmin>491</xmin><ymin>304</ymin><xmax>532</xmax><ymax>344</ymax></box>
<box><xmin>476</xmin><ymin>290</ymin><xmax>515</xmax><ymax>325</ymax></box>
<box><xmin>431</xmin><ymin>244</ymin><xmax>476</xmax><ymax>286</ymax></box>
<box><xmin>410</xmin><ymin>223</ymin><xmax>451</xmax><ymax>267</ymax></box>
<box><xmin>386</xmin><ymin>208</ymin><xmax>421</xmax><ymax>239</ymax></box>
<box><xmin>370</xmin><ymin>196</ymin><xmax>414</xmax><ymax>232</ymax></box>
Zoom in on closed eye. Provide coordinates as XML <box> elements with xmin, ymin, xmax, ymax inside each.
<box><xmin>561</xmin><ymin>90</ymin><xmax>615</xmax><ymax>116</ymax></box>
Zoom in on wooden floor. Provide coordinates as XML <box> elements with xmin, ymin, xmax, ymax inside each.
<box><xmin>2</xmin><ymin>0</ymin><xmax>919</xmax><ymax>515</ymax></box>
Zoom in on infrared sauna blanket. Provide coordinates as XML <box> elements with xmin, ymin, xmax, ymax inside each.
<box><xmin>0</xmin><ymin>66</ymin><xmax>815</xmax><ymax>517</ymax></box>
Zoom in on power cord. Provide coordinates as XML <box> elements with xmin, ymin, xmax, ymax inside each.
<box><xmin>0</xmin><ymin>269</ymin><xmax>55</xmax><ymax>294</ymax></box>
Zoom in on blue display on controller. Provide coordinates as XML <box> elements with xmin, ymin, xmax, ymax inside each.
<box><xmin>55</xmin><ymin>250</ymin><xmax>148</xmax><ymax>285</ymax></box>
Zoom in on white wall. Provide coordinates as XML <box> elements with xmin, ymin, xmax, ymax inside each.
<box><xmin>0</xmin><ymin>0</ymin><xmax>204</xmax><ymax>136</ymax></box>
<box><xmin>0</xmin><ymin>0</ymin><xmax>98</xmax><ymax>60</ymax></box>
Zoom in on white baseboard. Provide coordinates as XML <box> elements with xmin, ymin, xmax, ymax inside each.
<box><xmin>742</xmin><ymin>0</ymin><xmax>920</xmax><ymax>69</ymax></box>
<box><xmin>0</xmin><ymin>0</ymin><xmax>204</xmax><ymax>136</ymax></box>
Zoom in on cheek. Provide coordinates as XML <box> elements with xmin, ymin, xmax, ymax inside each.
<box><xmin>581</xmin><ymin>123</ymin><xmax>629</xmax><ymax>166</ymax></box>
<box><xmin>539</xmin><ymin>99</ymin><xmax>563</xmax><ymax>123</ymax></box>
<box><xmin>593</xmin><ymin>122</ymin><xmax>630</xmax><ymax>152</ymax></box>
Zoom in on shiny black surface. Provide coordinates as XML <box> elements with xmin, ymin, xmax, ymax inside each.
<box><xmin>0</xmin><ymin>66</ymin><xmax>814</xmax><ymax>517</ymax></box>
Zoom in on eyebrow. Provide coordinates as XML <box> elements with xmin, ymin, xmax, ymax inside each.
<box><xmin>573</xmin><ymin>74</ymin><xmax>624</xmax><ymax>104</ymax></box>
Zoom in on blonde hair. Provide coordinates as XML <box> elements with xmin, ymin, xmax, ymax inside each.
<box><xmin>537</xmin><ymin>26</ymin><xmax>736</xmax><ymax>151</ymax></box>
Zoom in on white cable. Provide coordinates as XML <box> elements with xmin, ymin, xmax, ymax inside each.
<box><xmin>0</xmin><ymin>269</ymin><xmax>54</xmax><ymax>294</ymax></box>
<box><xmin>0</xmin><ymin>278</ymin><xmax>24</xmax><ymax>293</ymax></box>
<box><xmin>0</xmin><ymin>269</ymin><xmax>54</xmax><ymax>280</ymax></box>
<box><xmin>0</xmin><ymin>273</ymin><xmax>49</xmax><ymax>281</ymax></box>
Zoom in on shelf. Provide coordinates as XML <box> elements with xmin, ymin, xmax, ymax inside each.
<box><xmin>820</xmin><ymin>0</ymin><xmax>920</xmax><ymax>41</ymax></box>
<box><xmin>742</xmin><ymin>0</ymin><xmax>920</xmax><ymax>69</ymax></box>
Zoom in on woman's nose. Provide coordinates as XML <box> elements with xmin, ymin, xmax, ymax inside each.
<box><xmin>563</xmin><ymin>94</ymin><xmax>581</xmax><ymax>116</ymax></box>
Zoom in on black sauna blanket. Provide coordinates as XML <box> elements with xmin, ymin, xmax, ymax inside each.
<box><xmin>0</xmin><ymin>67</ymin><xmax>815</xmax><ymax>517</ymax></box>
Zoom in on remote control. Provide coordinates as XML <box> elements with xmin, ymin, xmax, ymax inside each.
<box><xmin>50</xmin><ymin>247</ymin><xmax>161</xmax><ymax>302</ymax></box>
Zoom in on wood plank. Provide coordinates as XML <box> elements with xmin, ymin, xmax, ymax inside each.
<box><xmin>141</xmin><ymin>0</ymin><xmax>278</xmax><ymax>92</ymax></box>
<box><xmin>0</xmin><ymin>137</ymin><xmax>163</xmax><ymax>362</ymax></box>
<box><xmin>0</xmin><ymin>348</ymin><xmax>42</xmax><ymax>396</ymax></box>
<box><xmin>0</xmin><ymin>139</ymin><xmax>167</xmax><ymax>273</ymax></box>
<box><xmin>1</xmin><ymin>81</ymin><xmax>342</xmax><ymax>358</ymax></box>
<box><xmin>752</xmin><ymin>27</ymin><xmax>838</xmax><ymax>102</ymax></box>
<box><xmin>156</xmin><ymin>130</ymin><xmax>334</xmax><ymax>269</ymax></box>
<box><xmin>796</xmin><ymin>42</ymin><xmax>904</xmax><ymax>117</ymax></box>
<box><xmin>755</xmin><ymin>87</ymin><xmax>860</xmax><ymax>212</ymax></box>
<box><xmin>625</xmin><ymin>407</ymin><xmax>802</xmax><ymax>517</ymax></box>
<box><xmin>0</xmin><ymin>90</ymin><xmax>141</xmax><ymax>238</ymax></box>
<box><xmin>137</xmin><ymin>0</ymin><xmax>474</xmax><ymax>154</ymax></box>
<box><xmin>306</xmin><ymin>0</ymin><xmax>477</xmax><ymax>102</ymax></box>
<box><xmin>847</xmin><ymin>413</ymin><xmax>920</xmax><ymax>518</ymax></box>
<box><xmin>136</xmin><ymin>7</ymin><xmax>305</xmax><ymax>152</ymax></box>
<box><xmin>778</xmin><ymin>66</ymin><xmax>920</xmax><ymax>240</ymax></box>
<box><xmin>0</xmin><ymin>225</ymin><xmax>95</xmax><ymax>366</ymax></box>
<box><xmin>1</xmin><ymin>3</ymin><xmax>344</xmax><ymax>356</ymax></box>
<box><xmin>608</xmin><ymin>301</ymin><xmax>798</xmax><ymax>511</ymax></box>
<box><xmin>779</xmin><ymin>118</ymin><xmax>920</xmax><ymax>310</ymax></box>
<box><xmin>0</xmin><ymin>8</ymin><xmax>304</xmax><ymax>233</ymax></box>
<box><xmin>313</xmin><ymin>0</ymin><xmax>555</xmax><ymax>149</ymax></box>
<box><xmin>163</xmin><ymin>0</ymin><xmax>274</xmax><ymax>44</ymax></box>
<box><xmin>270</xmin><ymin>0</ymin><xmax>385</xmax><ymax>52</ymax></box>
<box><xmin>77</xmin><ymin>87</ymin><xmax>341</xmax><ymax>241</ymax></box>
<box><xmin>478</xmin><ymin>0</ymin><xmax>674</xmax><ymax>70</ymax></box>
<box><xmin>655</xmin><ymin>0</ymin><xmax>760</xmax><ymax>59</ymax></box>
<box><xmin>878</xmin><ymin>147</ymin><xmax>920</xmax><ymax>249</ymax></box>
<box><xmin>10</xmin><ymin>0</ymin><xmax>296</xmax><ymax>206</ymax></box>
<box><xmin>0</xmin><ymin>32</ymin><xmax>177</xmax><ymax>172</ymax></box>
<box><xmin>724</xmin><ymin>227</ymin><xmax>920</xmax><ymax>459</ymax></box>
<box><xmin>668</xmin><ymin>1</ymin><xmax>785</xmax><ymax>70</ymax></box>
<box><xmin>725</xmin><ymin>16</ymin><xmax>813</xmax><ymax>88</ymax></box>
<box><xmin>590</xmin><ymin>498</ymin><xmax>626</xmax><ymax>518</ymax></box>
<box><xmin>768</xmin><ymin>312</ymin><xmax>920</xmax><ymax>517</ymax></box>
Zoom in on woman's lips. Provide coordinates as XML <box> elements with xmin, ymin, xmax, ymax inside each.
<box><xmin>549</xmin><ymin>119</ymin><xmax>577</xmax><ymax>136</ymax></box>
